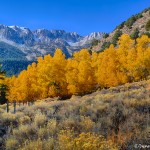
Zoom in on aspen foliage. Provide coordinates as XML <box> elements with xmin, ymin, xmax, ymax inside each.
<box><xmin>66</xmin><ymin>49</ymin><xmax>96</xmax><ymax>95</ymax></box>
<box><xmin>6</xmin><ymin>34</ymin><xmax>150</xmax><ymax>102</ymax></box>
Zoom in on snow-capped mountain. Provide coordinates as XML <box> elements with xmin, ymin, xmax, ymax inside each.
<box><xmin>69</xmin><ymin>32</ymin><xmax>104</xmax><ymax>47</ymax></box>
<box><xmin>33</xmin><ymin>29</ymin><xmax>82</xmax><ymax>43</ymax></box>
<box><xmin>0</xmin><ymin>24</ymin><xmax>104</xmax><ymax>61</ymax></box>
<box><xmin>0</xmin><ymin>25</ymin><xmax>34</xmax><ymax>45</ymax></box>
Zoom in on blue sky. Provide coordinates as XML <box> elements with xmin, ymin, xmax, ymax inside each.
<box><xmin>0</xmin><ymin>0</ymin><xmax>149</xmax><ymax>35</ymax></box>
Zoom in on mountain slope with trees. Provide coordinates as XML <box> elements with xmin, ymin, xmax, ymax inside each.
<box><xmin>91</xmin><ymin>7</ymin><xmax>150</xmax><ymax>52</ymax></box>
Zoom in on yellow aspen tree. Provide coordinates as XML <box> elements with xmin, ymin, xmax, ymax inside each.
<box><xmin>66</xmin><ymin>58</ymin><xmax>79</xmax><ymax>95</ymax></box>
<box><xmin>6</xmin><ymin>34</ymin><xmax>150</xmax><ymax>101</ymax></box>
<box><xmin>97</xmin><ymin>44</ymin><xmax>128</xmax><ymax>87</ymax></box>
<box><xmin>37</xmin><ymin>49</ymin><xmax>68</xmax><ymax>98</ymax></box>
<box><xmin>136</xmin><ymin>35</ymin><xmax>150</xmax><ymax>80</ymax></box>
<box><xmin>26</xmin><ymin>62</ymin><xmax>39</xmax><ymax>101</ymax></box>
<box><xmin>49</xmin><ymin>48</ymin><xmax>68</xmax><ymax>97</ymax></box>
<box><xmin>117</xmin><ymin>34</ymin><xmax>135</xmax><ymax>82</ymax></box>
<box><xmin>37</xmin><ymin>55</ymin><xmax>53</xmax><ymax>99</ymax></box>
<box><xmin>7</xmin><ymin>71</ymin><xmax>27</xmax><ymax>103</ymax></box>
<box><xmin>97</xmin><ymin>45</ymin><xmax>119</xmax><ymax>87</ymax></box>
<box><xmin>16</xmin><ymin>70</ymin><xmax>30</xmax><ymax>102</ymax></box>
<box><xmin>67</xmin><ymin>49</ymin><xmax>96</xmax><ymax>95</ymax></box>
<box><xmin>91</xmin><ymin>52</ymin><xmax>99</xmax><ymax>88</ymax></box>
<box><xmin>5</xmin><ymin>76</ymin><xmax>17</xmax><ymax>102</ymax></box>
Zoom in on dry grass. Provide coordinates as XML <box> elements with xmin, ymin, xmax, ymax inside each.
<box><xmin>0</xmin><ymin>79</ymin><xmax>149</xmax><ymax>150</ymax></box>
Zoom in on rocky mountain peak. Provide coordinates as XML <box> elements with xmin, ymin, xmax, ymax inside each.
<box><xmin>0</xmin><ymin>24</ymin><xmax>103</xmax><ymax>61</ymax></box>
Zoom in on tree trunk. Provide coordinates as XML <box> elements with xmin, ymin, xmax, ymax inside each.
<box><xmin>14</xmin><ymin>101</ymin><xmax>16</xmax><ymax>114</ymax></box>
<box><xmin>6</xmin><ymin>100</ymin><xmax>9</xmax><ymax>113</ymax></box>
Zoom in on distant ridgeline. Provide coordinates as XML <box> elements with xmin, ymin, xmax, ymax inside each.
<box><xmin>0</xmin><ymin>25</ymin><xmax>103</xmax><ymax>76</ymax></box>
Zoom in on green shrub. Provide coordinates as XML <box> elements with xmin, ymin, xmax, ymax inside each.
<box><xmin>103</xmin><ymin>33</ymin><xmax>109</xmax><ymax>38</ymax></box>
<box><xmin>34</xmin><ymin>111</ymin><xmax>47</xmax><ymax>127</ymax></box>
<box><xmin>142</xmin><ymin>7</ymin><xmax>150</xmax><ymax>13</ymax></box>
<box><xmin>112</xmin><ymin>30</ymin><xmax>122</xmax><ymax>46</ymax></box>
<box><xmin>100</xmin><ymin>42</ymin><xmax>111</xmax><ymax>52</ymax></box>
<box><xmin>19</xmin><ymin>115</ymin><xmax>31</xmax><ymax>125</ymax></box>
<box><xmin>130</xmin><ymin>28</ymin><xmax>139</xmax><ymax>39</ymax></box>
<box><xmin>145</xmin><ymin>20</ymin><xmax>150</xmax><ymax>31</ymax></box>
<box><xmin>14</xmin><ymin>138</ymin><xmax>54</xmax><ymax>150</ymax></box>
<box><xmin>115</xmin><ymin>21</ymin><xmax>125</xmax><ymax>30</ymax></box>
<box><xmin>1</xmin><ymin>112</ymin><xmax>24</xmax><ymax>126</ymax></box>
<box><xmin>140</xmin><ymin>32</ymin><xmax>150</xmax><ymax>38</ymax></box>
<box><xmin>5</xmin><ymin>138</ymin><xmax>19</xmax><ymax>150</ymax></box>
<box><xmin>134</xmin><ymin>13</ymin><xmax>143</xmax><ymax>19</ymax></box>
<box><xmin>91</xmin><ymin>39</ymin><xmax>99</xmax><ymax>46</ymax></box>
<box><xmin>125</xmin><ymin>16</ymin><xmax>136</xmax><ymax>29</ymax></box>
<box><xmin>125</xmin><ymin>13</ymin><xmax>143</xmax><ymax>29</ymax></box>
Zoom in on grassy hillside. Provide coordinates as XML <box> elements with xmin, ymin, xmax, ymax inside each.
<box><xmin>0</xmin><ymin>79</ymin><xmax>149</xmax><ymax>150</ymax></box>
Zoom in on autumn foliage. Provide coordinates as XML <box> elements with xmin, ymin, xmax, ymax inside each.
<box><xmin>6</xmin><ymin>34</ymin><xmax>150</xmax><ymax>102</ymax></box>
<box><xmin>58</xmin><ymin>130</ymin><xmax>117</xmax><ymax>150</ymax></box>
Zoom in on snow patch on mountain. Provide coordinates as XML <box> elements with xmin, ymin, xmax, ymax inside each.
<box><xmin>0</xmin><ymin>24</ymin><xmax>104</xmax><ymax>60</ymax></box>
<box><xmin>69</xmin><ymin>32</ymin><xmax>104</xmax><ymax>47</ymax></box>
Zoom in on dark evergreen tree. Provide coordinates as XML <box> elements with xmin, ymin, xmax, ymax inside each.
<box><xmin>115</xmin><ymin>21</ymin><xmax>125</xmax><ymax>30</ymax></box>
<box><xmin>145</xmin><ymin>20</ymin><xmax>150</xmax><ymax>31</ymax></box>
<box><xmin>103</xmin><ymin>33</ymin><xmax>109</xmax><ymax>38</ymax></box>
<box><xmin>91</xmin><ymin>39</ymin><xmax>99</xmax><ymax>46</ymax></box>
<box><xmin>130</xmin><ymin>28</ymin><xmax>139</xmax><ymax>39</ymax></box>
<box><xmin>112</xmin><ymin>30</ymin><xmax>122</xmax><ymax>46</ymax></box>
<box><xmin>141</xmin><ymin>32</ymin><xmax>150</xmax><ymax>38</ymax></box>
<box><xmin>0</xmin><ymin>65</ymin><xmax>8</xmax><ymax>105</ymax></box>
<box><xmin>100</xmin><ymin>42</ymin><xmax>111</xmax><ymax>52</ymax></box>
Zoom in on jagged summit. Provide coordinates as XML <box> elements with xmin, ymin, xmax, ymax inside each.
<box><xmin>0</xmin><ymin>25</ymin><xmax>103</xmax><ymax>61</ymax></box>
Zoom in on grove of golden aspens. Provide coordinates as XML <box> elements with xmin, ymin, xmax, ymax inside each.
<box><xmin>5</xmin><ymin>34</ymin><xmax>150</xmax><ymax>102</ymax></box>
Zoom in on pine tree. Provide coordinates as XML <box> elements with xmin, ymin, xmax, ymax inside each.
<box><xmin>145</xmin><ymin>20</ymin><xmax>150</xmax><ymax>31</ymax></box>
<box><xmin>0</xmin><ymin>65</ymin><xmax>8</xmax><ymax>104</ymax></box>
